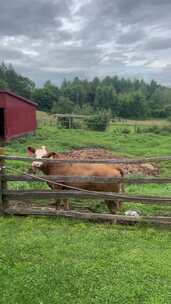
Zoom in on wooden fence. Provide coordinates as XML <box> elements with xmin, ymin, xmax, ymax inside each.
<box><xmin>1</xmin><ymin>148</ymin><xmax>171</xmax><ymax>226</ymax></box>
<box><xmin>37</xmin><ymin>114</ymin><xmax>94</xmax><ymax>129</ymax></box>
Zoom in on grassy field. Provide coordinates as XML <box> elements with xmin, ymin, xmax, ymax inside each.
<box><xmin>0</xmin><ymin>217</ymin><xmax>171</xmax><ymax>304</ymax></box>
<box><xmin>6</xmin><ymin>121</ymin><xmax>171</xmax><ymax>215</ymax></box>
<box><xmin>1</xmin><ymin>118</ymin><xmax>171</xmax><ymax>303</ymax></box>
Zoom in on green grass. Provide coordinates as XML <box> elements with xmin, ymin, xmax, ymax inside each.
<box><xmin>6</xmin><ymin>124</ymin><xmax>171</xmax><ymax>157</ymax></box>
<box><xmin>0</xmin><ymin>217</ymin><xmax>171</xmax><ymax>304</ymax></box>
<box><xmin>5</xmin><ymin>124</ymin><xmax>171</xmax><ymax>215</ymax></box>
<box><xmin>1</xmin><ymin>122</ymin><xmax>171</xmax><ymax>303</ymax></box>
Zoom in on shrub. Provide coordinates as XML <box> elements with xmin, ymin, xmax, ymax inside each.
<box><xmin>86</xmin><ymin>112</ymin><xmax>110</xmax><ymax>131</ymax></box>
<box><xmin>72</xmin><ymin>119</ymin><xmax>85</xmax><ymax>129</ymax></box>
<box><xmin>135</xmin><ymin>126</ymin><xmax>144</xmax><ymax>134</ymax></box>
<box><xmin>135</xmin><ymin>125</ymin><xmax>171</xmax><ymax>135</ymax></box>
<box><xmin>121</xmin><ymin>128</ymin><xmax>131</xmax><ymax>134</ymax></box>
<box><xmin>146</xmin><ymin>126</ymin><xmax>161</xmax><ymax>134</ymax></box>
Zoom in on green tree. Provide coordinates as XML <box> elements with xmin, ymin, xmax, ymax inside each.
<box><xmin>0</xmin><ymin>79</ymin><xmax>8</xmax><ymax>89</ymax></box>
<box><xmin>32</xmin><ymin>81</ymin><xmax>59</xmax><ymax>112</ymax></box>
<box><xmin>0</xmin><ymin>63</ymin><xmax>35</xmax><ymax>98</ymax></box>
<box><xmin>1</xmin><ymin>61</ymin><xmax>171</xmax><ymax>119</ymax></box>
<box><xmin>51</xmin><ymin>96</ymin><xmax>74</xmax><ymax>114</ymax></box>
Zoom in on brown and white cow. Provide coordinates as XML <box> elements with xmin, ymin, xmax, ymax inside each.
<box><xmin>27</xmin><ymin>146</ymin><xmax>124</xmax><ymax>214</ymax></box>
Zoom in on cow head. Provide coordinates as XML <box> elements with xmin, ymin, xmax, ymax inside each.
<box><xmin>27</xmin><ymin>146</ymin><xmax>56</xmax><ymax>172</ymax></box>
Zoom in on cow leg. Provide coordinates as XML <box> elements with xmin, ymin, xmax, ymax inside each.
<box><xmin>48</xmin><ymin>199</ymin><xmax>61</xmax><ymax>209</ymax></box>
<box><xmin>63</xmin><ymin>199</ymin><xmax>70</xmax><ymax>210</ymax></box>
<box><xmin>118</xmin><ymin>201</ymin><xmax>123</xmax><ymax>209</ymax></box>
<box><xmin>54</xmin><ymin>199</ymin><xmax>70</xmax><ymax>210</ymax></box>
<box><xmin>105</xmin><ymin>200</ymin><xmax>120</xmax><ymax>214</ymax></box>
<box><xmin>55</xmin><ymin>199</ymin><xmax>62</xmax><ymax>209</ymax></box>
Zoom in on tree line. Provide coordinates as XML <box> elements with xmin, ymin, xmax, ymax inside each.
<box><xmin>1</xmin><ymin>62</ymin><xmax>171</xmax><ymax>119</ymax></box>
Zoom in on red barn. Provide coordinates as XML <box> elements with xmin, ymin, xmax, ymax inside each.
<box><xmin>0</xmin><ymin>90</ymin><xmax>37</xmax><ymax>141</ymax></box>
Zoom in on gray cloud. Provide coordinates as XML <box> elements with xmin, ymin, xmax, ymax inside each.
<box><xmin>0</xmin><ymin>47</ymin><xmax>25</xmax><ymax>60</ymax></box>
<box><xmin>117</xmin><ymin>29</ymin><xmax>146</xmax><ymax>45</ymax></box>
<box><xmin>0</xmin><ymin>0</ymin><xmax>69</xmax><ymax>38</ymax></box>
<box><xmin>144</xmin><ymin>38</ymin><xmax>171</xmax><ymax>50</ymax></box>
<box><xmin>0</xmin><ymin>0</ymin><xmax>171</xmax><ymax>86</ymax></box>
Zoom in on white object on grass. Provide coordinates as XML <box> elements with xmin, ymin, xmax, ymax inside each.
<box><xmin>125</xmin><ymin>210</ymin><xmax>140</xmax><ymax>217</ymax></box>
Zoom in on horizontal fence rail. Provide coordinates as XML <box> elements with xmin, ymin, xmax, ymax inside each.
<box><xmin>4</xmin><ymin>190</ymin><xmax>171</xmax><ymax>205</ymax></box>
<box><xmin>53</xmin><ymin>114</ymin><xmax>93</xmax><ymax>118</ymax></box>
<box><xmin>4</xmin><ymin>208</ymin><xmax>171</xmax><ymax>226</ymax></box>
<box><xmin>1</xmin><ymin>154</ymin><xmax>171</xmax><ymax>164</ymax></box>
<box><xmin>2</xmin><ymin>174</ymin><xmax>171</xmax><ymax>184</ymax></box>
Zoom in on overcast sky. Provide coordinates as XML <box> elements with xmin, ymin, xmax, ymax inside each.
<box><xmin>1</xmin><ymin>0</ymin><xmax>171</xmax><ymax>86</ymax></box>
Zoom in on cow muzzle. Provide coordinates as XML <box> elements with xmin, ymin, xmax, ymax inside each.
<box><xmin>32</xmin><ymin>161</ymin><xmax>43</xmax><ymax>168</ymax></box>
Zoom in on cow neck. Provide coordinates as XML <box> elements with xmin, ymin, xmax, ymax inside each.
<box><xmin>39</xmin><ymin>162</ymin><xmax>50</xmax><ymax>175</ymax></box>
<box><xmin>40</xmin><ymin>161</ymin><xmax>61</xmax><ymax>175</ymax></box>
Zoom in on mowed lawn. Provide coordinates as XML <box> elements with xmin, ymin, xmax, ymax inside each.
<box><xmin>1</xmin><ymin>122</ymin><xmax>171</xmax><ymax>303</ymax></box>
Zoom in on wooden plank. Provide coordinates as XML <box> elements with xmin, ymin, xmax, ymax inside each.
<box><xmin>3</xmin><ymin>174</ymin><xmax>171</xmax><ymax>184</ymax></box>
<box><xmin>2</xmin><ymin>174</ymin><xmax>123</xmax><ymax>183</ymax></box>
<box><xmin>142</xmin><ymin>215</ymin><xmax>171</xmax><ymax>222</ymax></box>
<box><xmin>1</xmin><ymin>155</ymin><xmax>171</xmax><ymax>163</ymax></box>
<box><xmin>4</xmin><ymin>189</ymin><xmax>171</xmax><ymax>205</ymax></box>
<box><xmin>68</xmin><ymin>117</ymin><xmax>71</xmax><ymax>129</ymax></box>
<box><xmin>4</xmin><ymin>208</ymin><xmax>171</xmax><ymax>226</ymax></box>
<box><xmin>53</xmin><ymin>114</ymin><xmax>92</xmax><ymax>118</ymax></box>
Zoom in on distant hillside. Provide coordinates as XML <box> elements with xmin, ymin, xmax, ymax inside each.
<box><xmin>1</xmin><ymin>62</ymin><xmax>171</xmax><ymax>119</ymax></box>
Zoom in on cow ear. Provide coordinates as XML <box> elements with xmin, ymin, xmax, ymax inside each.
<box><xmin>47</xmin><ymin>152</ymin><xmax>56</xmax><ymax>158</ymax></box>
<box><xmin>27</xmin><ymin>146</ymin><xmax>35</xmax><ymax>155</ymax></box>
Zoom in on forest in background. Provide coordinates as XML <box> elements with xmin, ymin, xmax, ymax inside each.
<box><xmin>1</xmin><ymin>62</ymin><xmax>171</xmax><ymax>119</ymax></box>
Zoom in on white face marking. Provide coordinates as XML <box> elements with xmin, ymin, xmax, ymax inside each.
<box><xmin>32</xmin><ymin>146</ymin><xmax>48</xmax><ymax>168</ymax></box>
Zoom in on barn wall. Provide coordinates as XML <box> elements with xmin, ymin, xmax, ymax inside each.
<box><xmin>5</xmin><ymin>94</ymin><xmax>36</xmax><ymax>140</ymax></box>
<box><xmin>0</xmin><ymin>93</ymin><xmax>6</xmax><ymax>107</ymax></box>
<box><xmin>0</xmin><ymin>93</ymin><xmax>7</xmax><ymax>138</ymax></box>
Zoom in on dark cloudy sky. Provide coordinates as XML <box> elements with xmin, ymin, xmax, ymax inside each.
<box><xmin>1</xmin><ymin>0</ymin><xmax>171</xmax><ymax>86</ymax></box>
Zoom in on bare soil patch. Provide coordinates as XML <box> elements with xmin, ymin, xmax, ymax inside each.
<box><xmin>55</xmin><ymin>148</ymin><xmax>159</xmax><ymax>176</ymax></box>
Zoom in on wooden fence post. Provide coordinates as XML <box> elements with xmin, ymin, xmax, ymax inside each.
<box><xmin>69</xmin><ymin>117</ymin><xmax>73</xmax><ymax>129</ymax></box>
<box><xmin>0</xmin><ymin>147</ymin><xmax>8</xmax><ymax>214</ymax></box>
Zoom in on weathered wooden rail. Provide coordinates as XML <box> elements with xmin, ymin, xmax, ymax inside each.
<box><xmin>3</xmin><ymin>174</ymin><xmax>171</xmax><ymax>184</ymax></box>
<box><xmin>1</xmin><ymin>154</ymin><xmax>171</xmax><ymax>163</ymax></box>
<box><xmin>4</xmin><ymin>208</ymin><xmax>171</xmax><ymax>226</ymax></box>
<box><xmin>1</xmin><ymin>149</ymin><xmax>171</xmax><ymax>226</ymax></box>
<box><xmin>3</xmin><ymin>189</ymin><xmax>171</xmax><ymax>205</ymax></box>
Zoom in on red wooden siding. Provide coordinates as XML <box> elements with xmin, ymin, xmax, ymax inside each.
<box><xmin>0</xmin><ymin>91</ymin><xmax>37</xmax><ymax>141</ymax></box>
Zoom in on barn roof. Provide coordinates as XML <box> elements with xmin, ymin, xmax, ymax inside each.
<box><xmin>0</xmin><ymin>90</ymin><xmax>37</xmax><ymax>107</ymax></box>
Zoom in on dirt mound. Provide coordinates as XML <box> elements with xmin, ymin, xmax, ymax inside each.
<box><xmin>56</xmin><ymin>148</ymin><xmax>159</xmax><ymax>176</ymax></box>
